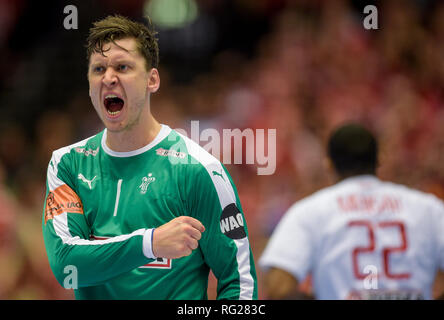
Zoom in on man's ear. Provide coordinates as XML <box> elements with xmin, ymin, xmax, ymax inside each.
<box><xmin>147</xmin><ymin>68</ymin><xmax>160</xmax><ymax>93</ymax></box>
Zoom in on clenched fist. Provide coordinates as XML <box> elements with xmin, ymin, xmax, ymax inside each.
<box><xmin>152</xmin><ymin>216</ymin><xmax>205</xmax><ymax>259</ymax></box>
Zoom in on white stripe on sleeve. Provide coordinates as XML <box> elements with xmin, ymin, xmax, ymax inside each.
<box><xmin>180</xmin><ymin>132</ymin><xmax>255</xmax><ymax>300</ymax></box>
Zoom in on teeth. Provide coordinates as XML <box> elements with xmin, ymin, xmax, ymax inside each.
<box><xmin>107</xmin><ymin>110</ymin><xmax>121</xmax><ymax>116</ymax></box>
<box><xmin>105</xmin><ymin>94</ymin><xmax>119</xmax><ymax>99</ymax></box>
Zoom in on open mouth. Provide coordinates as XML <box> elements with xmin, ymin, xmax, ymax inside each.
<box><xmin>104</xmin><ymin>95</ymin><xmax>124</xmax><ymax>116</ymax></box>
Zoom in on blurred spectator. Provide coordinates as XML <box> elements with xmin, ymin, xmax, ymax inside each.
<box><xmin>0</xmin><ymin>160</ymin><xmax>22</xmax><ymax>299</ymax></box>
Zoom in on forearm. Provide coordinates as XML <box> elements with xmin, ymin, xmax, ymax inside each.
<box><xmin>263</xmin><ymin>267</ymin><xmax>312</xmax><ymax>300</ymax></box>
<box><xmin>43</xmin><ymin>223</ymin><xmax>155</xmax><ymax>288</ymax></box>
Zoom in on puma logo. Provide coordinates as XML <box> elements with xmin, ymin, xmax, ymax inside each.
<box><xmin>212</xmin><ymin>170</ymin><xmax>225</xmax><ymax>181</ymax></box>
<box><xmin>78</xmin><ymin>174</ymin><xmax>97</xmax><ymax>190</ymax></box>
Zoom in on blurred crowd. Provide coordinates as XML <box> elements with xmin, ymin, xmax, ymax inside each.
<box><xmin>0</xmin><ymin>0</ymin><xmax>444</xmax><ymax>299</ymax></box>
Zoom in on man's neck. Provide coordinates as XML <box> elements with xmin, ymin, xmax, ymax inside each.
<box><xmin>336</xmin><ymin>172</ymin><xmax>376</xmax><ymax>183</ymax></box>
<box><xmin>105</xmin><ymin>117</ymin><xmax>162</xmax><ymax>152</ymax></box>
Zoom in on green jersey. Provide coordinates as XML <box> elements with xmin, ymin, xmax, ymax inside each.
<box><xmin>42</xmin><ymin>124</ymin><xmax>257</xmax><ymax>299</ymax></box>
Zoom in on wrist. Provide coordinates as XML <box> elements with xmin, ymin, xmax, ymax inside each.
<box><xmin>142</xmin><ymin>228</ymin><xmax>156</xmax><ymax>259</ymax></box>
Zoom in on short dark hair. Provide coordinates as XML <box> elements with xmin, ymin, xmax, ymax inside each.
<box><xmin>327</xmin><ymin>123</ymin><xmax>378</xmax><ymax>177</ymax></box>
<box><xmin>86</xmin><ymin>15</ymin><xmax>159</xmax><ymax>69</ymax></box>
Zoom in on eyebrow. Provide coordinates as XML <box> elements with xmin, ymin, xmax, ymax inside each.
<box><xmin>88</xmin><ymin>58</ymin><xmax>136</xmax><ymax>70</ymax></box>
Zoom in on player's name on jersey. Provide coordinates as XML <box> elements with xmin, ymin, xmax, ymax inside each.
<box><xmin>337</xmin><ymin>195</ymin><xmax>401</xmax><ymax>213</ymax></box>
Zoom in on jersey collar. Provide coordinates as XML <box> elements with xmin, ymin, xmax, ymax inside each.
<box><xmin>339</xmin><ymin>174</ymin><xmax>380</xmax><ymax>187</ymax></box>
<box><xmin>101</xmin><ymin>124</ymin><xmax>172</xmax><ymax>158</ymax></box>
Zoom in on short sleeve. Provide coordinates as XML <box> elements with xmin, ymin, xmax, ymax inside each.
<box><xmin>259</xmin><ymin>201</ymin><xmax>314</xmax><ymax>282</ymax></box>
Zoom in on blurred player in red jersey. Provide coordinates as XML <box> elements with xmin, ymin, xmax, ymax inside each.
<box><xmin>259</xmin><ymin>123</ymin><xmax>444</xmax><ymax>299</ymax></box>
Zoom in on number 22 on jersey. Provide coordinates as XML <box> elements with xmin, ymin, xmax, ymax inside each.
<box><xmin>348</xmin><ymin>220</ymin><xmax>411</xmax><ymax>280</ymax></box>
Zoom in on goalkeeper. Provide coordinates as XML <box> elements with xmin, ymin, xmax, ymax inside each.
<box><xmin>42</xmin><ymin>15</ymin><xmax>257</xmax><ymax>300</ymax></box>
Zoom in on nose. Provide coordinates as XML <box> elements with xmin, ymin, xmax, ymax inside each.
<box><xmin>102</xmin><ymin>67</ymin><xmax>118</xmax><ymax>87</ymax></box>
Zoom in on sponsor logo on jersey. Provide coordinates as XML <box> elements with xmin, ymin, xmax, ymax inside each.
<box><xmin>219</xmin><ymin>203</ymin><xmax>246</xmax><ymax>239</ymax></box>
<box><xmin>44</xmin><ymin>184</ymin><xmax>84</xmax><ymax>224</ymax></box>
<box><xmin>139</xmin><ymin>173</ymin><xmax>156</xmax><ymax>194</ymax></box>
<box><xmin>75</xmin><ymin>147</ymin><xmax>99</xmax><ymax>157</ymax></box>
<box><xmin>77</xmin><ymin>173</ymin><xmax>98</xmax><ymax>190</ymax></box>
<box><xmin>212</xmin><ymin>170</ymin><xmax>225</xmax><ymax>182</ymax></box>
<box><xmin>156</xmin><ymin>147</ymin><xmax>186</xmax><ymax>159</ymax></box>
